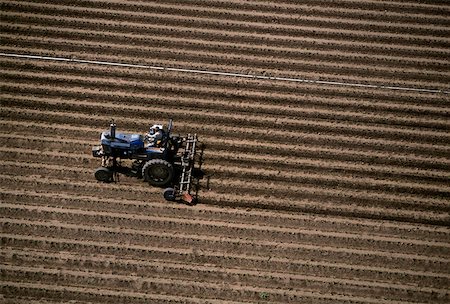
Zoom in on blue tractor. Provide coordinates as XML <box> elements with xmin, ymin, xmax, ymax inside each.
<box><xmin>92</xmin><ymin>119</ymin><xmax>202</xmax><ymax>203</ymax></box>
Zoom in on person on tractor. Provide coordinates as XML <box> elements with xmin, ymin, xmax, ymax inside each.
<box><xmin>145</xmin><ymin>124</ymin><xmax>164</xmax><ymax>147</ymax></box>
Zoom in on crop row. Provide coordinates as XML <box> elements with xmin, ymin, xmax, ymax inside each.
<box><xmin>3</xmin><ymin>142</ymin><xmax>448</xmax><ymax>198</ymax></box>
<box><xmin>3</xmin><ymin>80</ymin><xmax>449</xmax><ymax>151</ymax></box>
<box><xmin>0</xmin><ymin>281</ymin><xmax>239</xmax><ymax>304</ymax></box>
<box><xmin>2</xmin><ymin>102</ymin><xmax>445</xmax><ymax>221</ymax></box>
<box><xmin>4</xmin><ymin>247</ymin><xmax>449</xmax><ymax>292</ymax></box>
<box><xmin>4</xmin><ymin>1</ymin><xmax>449</xmax><ymax>49</ymax></box>
<box><xmin>2</xmin><ymin>228</ymin><xmax>449</xmax><ymax>303</ymax></box>
<box><xmin>2</xmin><ymin>65</ymin><xmax>449</xmax><ymax>127</ymax></box>
<box><xmin>3</xmin><ymin>203</ymin><xmax>449</xmax><ymax>259</ymax></box>
<box><xmin>2</xmin><ymin>262</ymin><xmax>447</xmax><ymax>303</ymax></box>
<box><xmin>3</xmin><ymin>20</ymin><xmax>449</xmax><ymax>72</ymax></box>
<box><xmin>2</xmin><ymin>56</ymin><xmax>447</xmax><ymax>110</ymax></box>
<box><xmin>3</xmin><ymin>235</ymin><xmax>450</xmax><ymax>304</ymax></box>
<box><xmin>2</xmin><ymin>34</ymin><xmax>449</xmax><ymax>90</ymax></box>
<box><xmin>2</xmin><ymin>11</ymin><xmax>448</xmax><ymax>63</ymax></box>
<box><xmin>19</xmin><ymin>0</ymin><xmax>450</xmax><ymax>31</ymax></box>
<box><xmin>2</xmin><ymin>153</ymin><xmax>448</xmax><ymax>215</ymax></box>
<box><xmin>1</xmin><ymin>70</ymin><xmax>447</xmax><ymax>132</ymax></box>
<box><xmin>2</xmin><ymin>186</ymin><xmax>448</xmax><ymax>244</ymax></box>
<box><xmin>1</xmin><ymin>224</ymin><xmax>446</xmax><ymax>300</ymax></box>
<box><xmin>2</xmin><ymin>132</ymin><xmax>449</xmax><ymax>225</ymax></box>
<box><xmin>21</xmin><ymin>0</ymin><xmax>450</xmax><ymax>21</ymax></box>
<box><xmin>1</xmin><ymin>1</ymin><xmax>449</xmax><ymax>303</ymax></box>
<box><xmin>3</xmin><ymin>109</ymin><xmax>448</xmax><ymax>172</ymax></box>
<box><xmin>2</xmin><ymin>24</ymin><xmax>449</xmax><ymax>86</ymax></box>
<box><xmin>1</xmin><ymin>165</ymin><xmax>448</xmax><ymax>228</ymax></box>
<box><xmin>4</xmin><ymin>98</ymin><xmax>450</xmax><ymax>170</ymax></box>
<box><xmin>2</xmin><ymin>118</ymin><xmax>449</xmax><ymax>171</ymax></box>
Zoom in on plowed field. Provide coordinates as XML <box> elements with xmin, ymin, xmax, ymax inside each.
<box><xmin>1</xmin><ymin>0</ymin><xmax>450</xmax><ymax>303</ymax></box>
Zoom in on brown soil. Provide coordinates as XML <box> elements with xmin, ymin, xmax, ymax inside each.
<box><xmin>1</xmin><ymin>1</ymin><xmax>449</xmax><ymax>303</ymax></box>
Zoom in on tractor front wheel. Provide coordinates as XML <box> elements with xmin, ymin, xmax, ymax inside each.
<box><xmin>94</xmin><ymin>167</ymin><xmax>113</xmax><ymax>182</ymax></box>
<box><xmin>142</xmin><ymin>159</ymin><xmax>174</xmax><ymax>187</ymax></box>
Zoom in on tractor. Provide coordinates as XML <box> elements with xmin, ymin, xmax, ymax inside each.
<box><xmin>91</xmin><ymin>119</ymin><xmax>203</xmax><ymax>203</ymax></box>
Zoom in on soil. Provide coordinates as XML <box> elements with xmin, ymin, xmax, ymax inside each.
<box><xmin>1</xmin><ymin>1</ymin><xmax>449</xmax><ymax>303</ymax></box>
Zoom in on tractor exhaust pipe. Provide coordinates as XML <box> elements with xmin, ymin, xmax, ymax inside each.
<box><xmin>110</xmin><ymin>120</ymin><xmax>116</xmax><ymax>139</ymax></box>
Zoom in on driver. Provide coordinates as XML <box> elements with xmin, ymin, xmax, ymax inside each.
<box><xmin>146</xmin><ymin>125</ymin><xmax>164</xmax><ymax>147</ymax></box>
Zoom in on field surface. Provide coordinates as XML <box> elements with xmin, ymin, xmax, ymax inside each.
<box><xmin>1</xmin><ymin>0</ymin><xmax>450</xmax><ymax>303</ymax></box>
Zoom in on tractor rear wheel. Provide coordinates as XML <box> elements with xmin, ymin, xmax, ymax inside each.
<box><xmin>142</xmin><ymin>159</ymin><xmax>174</xmax><ymax>187</ymax></box>
<box><xmin>94</xmin><ymin>167</ymin><xmax>113</xmax><ymax>182</ymax></box>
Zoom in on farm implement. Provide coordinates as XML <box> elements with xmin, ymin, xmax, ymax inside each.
<box><xmin>92</xmin><ymin>119</ymin><xmax>204</xmax><ymax>204</ymax></box>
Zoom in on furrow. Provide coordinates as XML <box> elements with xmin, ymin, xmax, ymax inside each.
<box><xmin>2</xmin><ymin>233</ymin><xmax>449</xmax><ymax>285</ymax></box>
<box><xmin>4</xmin><ymin>248</ymin><xmax>449</xmax><ymax>291</ymax></box>
<box><xmin>0</xmin><ymin>280</ymin><xmax>422</xmax><ymax>304</ymax></box>
<box><xmin>0</xmin><ymin>280</ymin><xmax>237</xmax><ymax>304</ymax></box>
<box><xmin>2</xmin><ymin>21</ymin><xmax>449</xmax><ymax>71</ymax></box>
<box><xmin>2</xmin><ymin>68</ymin><xmax>449</xmax><ymax>130</ymax></box>
<box><xmin>1</xmin><ymin>130</ymin><xmax>449</xmax><ymax>182</ymax></box>
<box><xmin>4</xmin><ymin>1</ymin><xmax>449</xmax><ymax>48</ymax></box>
<box><xmin>2</xmin><ymin>230</ymin><xmax>448</xmax><ymax>277</ymax></box>
<box><xmin>2</xmin><ymin>109</ymin><xmax>449</xmax><ymax>171</ymax></box>
<box><xmin>2</xmin><ymin>113</ymin><xmax>449</xmax><ymax>158</ymax></box>
<box><xmin>3</xmin><ymin>188</ymin><xmax>449</xmax><ymax>244</ymax></box>
<box><xmin>3</xmin><ymin>24</ymin><xmax>449</xmax><ymax>83</ymax></box>
<box><xmin>3</xmin><ymin>88</ymin><xmax>449</xmax><ymax>147</ymax></box>
<box><xmin>1</xmin><ymin>60</ymin><xmax>448</xmax><ymax>116</ymax></box>
<box><xmin>208</xmin><ymin>177</ymin><xmax>449</xmax><ymax>212</ymax></box>
<box><xmin>2</xmin><ymin>34</ymin><xmax>449</xmax><ymax>89</ymax></box>
<box><xmin>2</xmin><ymin>263</ymin><xmax>448</xmax><ymax>303</ymax></box>
<box><xmin>1</xmin><ymin>143</ymin><xmax>448</xmax><ymax>208</ymax></box>
<box><xmin>1</xmin><ymin>155</ymin><xmax>448</xmax><ymax>207</ymax></box>
<box><xmin>1</xmin><ymin>52</ymin><xmax>448</xmax><ymax>109</ymax></box>
<box><xmin>3</xmin><ymin>205</ymin><xmax>449</xmax><ymax>255</ymax></box>
<box><xmin>3</xmin><ymin>97</ymin><xmax>449</xmax><ymax>159</ymax></box>
<box><xmin>200</xmin><ymin>190</ymin><xmax>450</xmax><ymax>226</ymax></box>
<box><xmin>98</xmin><ymin>0</ymin><xmax>450</xmax><ymax>20</ymax></box>
<box><xmin>2</xmin><ymin>172</ymin><xmax>448</xmax><ymax>226</ymax></box>
<box><xmin>18</xmin><ymin>0</ymin><xmax>450</xmax><ymax>21</ymax></box>
<box><xmin>21</xmin><ymin>0</ymin><xmax>450</xmax><ymax>34</ymax></box>
<box><xmin>4</xmin><ymin>153</ymin><xmax>449</xmax><ymax>211</ymax></box>
<box><xmin>2</xmin><ymin>11</ymin><xmax>448</xmax><ymax>61</ymax></box>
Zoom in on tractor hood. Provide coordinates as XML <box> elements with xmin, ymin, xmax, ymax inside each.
<box><xmin>101</xmin><ymin>131</ymin><xmax>144</xmax><ymax>150</ymax></box>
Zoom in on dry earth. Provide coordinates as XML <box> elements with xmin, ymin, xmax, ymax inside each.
<box><xmin>1</xmin><ymin>0</ymin><xmax>450</xmax><ymax>303</ymax></box>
